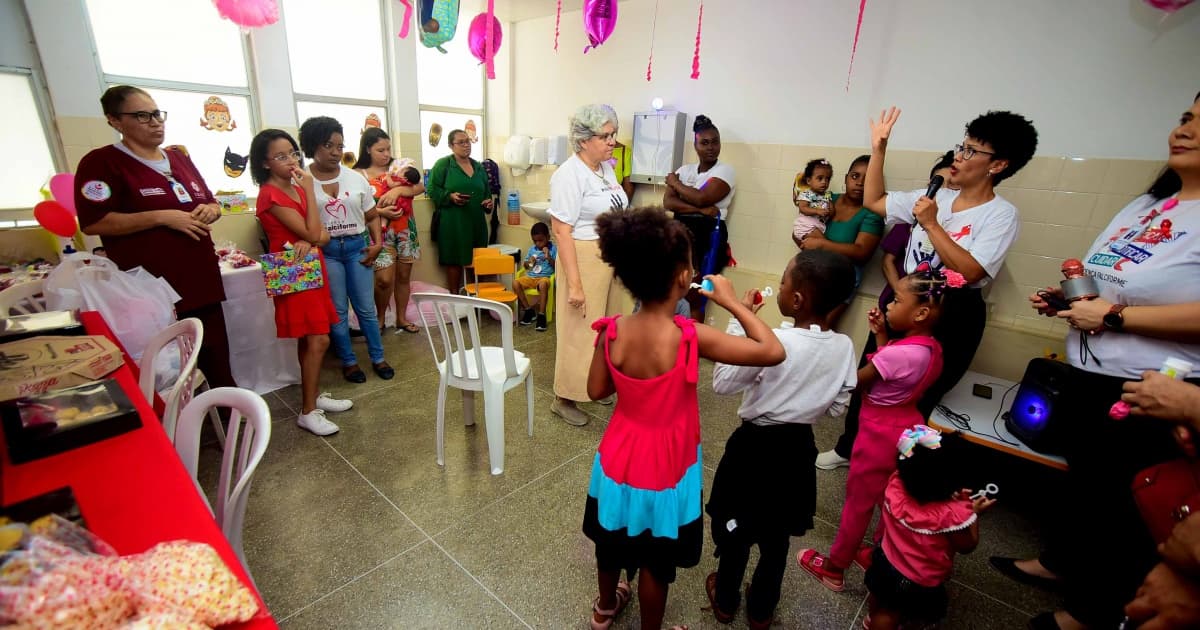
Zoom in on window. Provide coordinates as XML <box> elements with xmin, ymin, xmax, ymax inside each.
<box><xmin>284</xmin><ymin>0</ymin><xmax>390</xmax><ymax>166</ymax></box>
<box><xmin>415</xmin><ymin>0</ymin><xmax>485</xmax><ymax>170</ymax></box>
<box><xmin>84</xmin><ymin>0</ymin><xmax>258</xmax><ymax>196</ymax></box>
<box><xmin>0</xmin><ymin>71</ymin><xmax>59</xmax><ymax>211</ymax></box>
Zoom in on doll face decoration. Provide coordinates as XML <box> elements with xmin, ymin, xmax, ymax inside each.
<box><xmin>200</xmin><ymin>96</ymin><xmax>237</xmax><ymax>132</ymax></box>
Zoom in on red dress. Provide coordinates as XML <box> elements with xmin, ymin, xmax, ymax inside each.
<box><xmin>255</xmin><ymin>184</ymin><xmax>339</xmax><ymax>338</ymax></box>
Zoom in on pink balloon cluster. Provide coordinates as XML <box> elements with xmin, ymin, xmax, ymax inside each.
<box><xmin>212</xmin><ymin>0</ymin><xmax>280</xmax><ymax>29</ymax></box>
<box><xmin>34</xmin><ymin>173</ymin><xmax>78</xmax><ymax>237</ymax></box>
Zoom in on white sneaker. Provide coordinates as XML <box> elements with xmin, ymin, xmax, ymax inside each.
<box><xmin>297</xmin><ymin>409</ymin><xmax>340</xmax><ymax>436</ymax></box>
<box><xmin>815</xmin><ymin>450</ymin><xmax>850</xmax><ymax>470</ymax></box>
<box><xmin>315</xmin><ymin>392</ymin><xmax>353</xmax><ymax>413</ymax></box>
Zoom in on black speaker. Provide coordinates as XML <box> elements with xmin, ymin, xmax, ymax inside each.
<box><xmin>1005</xmin><ymin>358</ymin><xmax>1072</xmax><ymax>455</ymax></box>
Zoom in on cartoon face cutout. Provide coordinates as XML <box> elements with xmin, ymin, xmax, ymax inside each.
<box><xmin>363</xmin><ymin>113</ymin><xmax>382</xmax><ymax>133</ymax></box>
<box><xmin>200</xmin><ymin>96</ymin><xmax>237</xmax><ymax>132</ymax></box>
<box><xmin>224</xmin><ymin>147</ymin><xmax>248</xmax><ymax>177</ymax></box>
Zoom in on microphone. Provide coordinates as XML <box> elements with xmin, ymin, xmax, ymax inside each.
<box><xmin>925</xmin><ymin>174</ymin><xmax>945</xmax><ymax>199</ymax></box>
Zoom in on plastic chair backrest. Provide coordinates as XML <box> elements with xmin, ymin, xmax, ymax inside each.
<box><xmin>138</xmin><ymin>318</ymin><xmax>204</xmax><ymax>442</ymax></box>
<box><xmin>411</xmin><ymin>292</ymin><xmax>518</xmax><ymax>384</ymax></box>
<box><xmin>174</xmin><ymin>387</ymin><xmax>271</xmax><ymax>569</ymax></box>
<box><xmin>0</xmin><ymin>281</ymin><xmax>47</xmax><ymax>315</ymax></box>
<box><xmin>472</xmin><ymin>254</ymin><xmax>514</xmax><ymax>276</ymax></box>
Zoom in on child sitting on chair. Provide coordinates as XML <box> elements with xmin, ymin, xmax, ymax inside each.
<box><xmin>515</xmin><ymin>222</ymin><xmax>556</xmax><ymax>331</ymax></box>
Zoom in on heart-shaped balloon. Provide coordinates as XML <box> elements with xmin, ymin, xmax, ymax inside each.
<box><xmin>34</xmin><ymin>200</ymin><xmax>78</xmax><ymax>237</ymax></box>
<box><xmin>48</xmin><ymin>173</ymin><xmax>77</xmax><ymax>216</ymax></box>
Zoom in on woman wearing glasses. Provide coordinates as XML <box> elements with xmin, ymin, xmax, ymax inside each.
<box><xmin>427</xmin><ymin>129</ymin><xmax>492</xmax><ymax>294</ymax></box>
<box><xmin>816</xmin><ymin>108</ymin><xmax>1039</xmax><ymax>472</ymax></box>
<box><xmin>548</xmin><ymin>104</ymin><xmax>629</xmax><ymax>427</ymax></box>
<box><xmin>76</xmin><ymin>85</ymin><xmax>235</xmax><ymax>391</ymax></box>
<box><xmin>299</xmin><ymin>116</ymin><xmax>393</xmax><ymax>384</ymax></box>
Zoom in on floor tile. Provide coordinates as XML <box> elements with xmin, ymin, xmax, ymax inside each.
<box><xmin>849</xmin><ymin>579</ymin><xmax>1033</xmax><ymax>629</ymax></box>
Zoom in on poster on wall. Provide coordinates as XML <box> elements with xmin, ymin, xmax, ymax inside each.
<box><xmin>141</xmin><ymin>88</ymin><xmax>256</xmax><ymax>198</ymax></box>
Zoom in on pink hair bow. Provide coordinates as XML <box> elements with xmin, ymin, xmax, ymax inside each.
<box><xmin>897</xmin><ymin>424</ymin><xmax>942</xmax><ymax>459</ymax></box>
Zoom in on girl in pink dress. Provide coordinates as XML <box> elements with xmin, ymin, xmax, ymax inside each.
<box><xmin>583</xmin><ymin>207</ymin><xmax>785</xmax><ymax>630</ymax></box>
<box><xmin>864</xmin><ymin>428</ymin><xmax>995</xmax><ymax>628</ymax></box>
<box><xmin>799</xmin><ymin>265</ymin><xmax>966</xmax><ymax>591</ymax></box>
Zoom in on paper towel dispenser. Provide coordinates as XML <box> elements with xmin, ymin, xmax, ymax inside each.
<box><xmin>631</xmin><ymin>111</ymin><xmax>687</xmax><ymax>185</ymax></box>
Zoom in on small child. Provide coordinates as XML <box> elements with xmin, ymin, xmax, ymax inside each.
<box><xmin>515</xmin><ymin>222</ymin><xmax>556</xmax><ymax>331</ymax></box>
<box><xmin>864</xmin><ymin>428</ymin><xmax>995</xmax><ymax>629</ymax></box>
<box><xmin>792</xmin><ymin>158</ymin><xmax>835</xmax><ymax>243</ymax></box>
<box><xmin>372</xmin><ymin>164</ymin><xmax>424</xmax><ymax>334</ymax></box>
<box><xmin>583</xmin><ymin>207</ymin><xmax>785</xmax><ymax>630</ymax></box>
<box><xmin>705</xmin><ymin>250</ymin><xmax>859</xmax><ymax>629</ymax></box>
<box><xmin>799</xmin><ymin>264</ymin><xmax>965</xmax><ymax>591</ymax></box>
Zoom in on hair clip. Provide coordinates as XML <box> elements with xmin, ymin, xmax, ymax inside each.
<box><xmin>897</xmin><ymin>424</ymin><xmax>942</xmax><ymax>459</ymax></box>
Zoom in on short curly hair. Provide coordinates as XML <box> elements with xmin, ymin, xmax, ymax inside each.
<box><xmin>568</xmin><ymin>104</ymin><xmax>619</xmax><ymax>153</ymax></box>
<box><xmin>964</xmin><ymin>111</ymin><xmax>1038</xmax><ymax>184</ymax></box>
<box><xmin>596</xmin><ymin>207</ymin><xmax>692</xmax><ymax>304</ymax></box>
<box><xmin>789</xmin><ymin>250</ymin><xmax>857</xmax><ymax>316</ymax></box>
<box><xmin>298</xmin><ymin>116</ymin><xmax>344</xmax><ymax>159</ymax></box>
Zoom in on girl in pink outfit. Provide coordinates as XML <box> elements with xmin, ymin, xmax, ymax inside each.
<box><xmin>799</xmin><ymin>265</ymin><xmax>965</xmax><ymax>591</ymax></box>
<box><xmin>864</xmin><ymin>427</ymin><xmax>996</xmax><ymax>628</ymax></box>
<box><xmin>584</xmin><ymin>207</ymin><xmax>785</xmax><ymax>630</ymax></box>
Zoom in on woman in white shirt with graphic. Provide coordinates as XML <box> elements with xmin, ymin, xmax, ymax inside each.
<box><xmin>548</xmin><ymin>104</ymin><xmax>629</xmax><ymax>427</ymax></box>
<box><xmin>663</xmin><ymin>114</ymin><xmax>736</xmax><ymax>321</ymax></box>
<box><xmin>818</xmin><ymin>107</ymin><xmax>1039</xmax><ymax>470</ymax></box>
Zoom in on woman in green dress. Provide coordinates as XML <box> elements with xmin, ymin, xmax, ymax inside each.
<box><xmin>427</xmin><ymin>128</ymin><xmax>492</xmax><ymax>292</ymax></box>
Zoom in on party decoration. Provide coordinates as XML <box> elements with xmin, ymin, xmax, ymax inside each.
<box><xmin>223</xmin><ymin>147</ymin><xmax>248</xmax><ymax>178</ymax></box>
<box><xmin>845</xmin><ymin>0</ymin><xmax>867</xmax><ymax>91</ymax></box>
<box><xmin>212</xmin><ymin>0</ymin><xmax>279</xmax><ymax>30</ymax></box>
<box><xmin>48</xmin><ymin>173</ymin><xmax>77</xmax><ymax>216</ymax></box>
<box><xmin>419</xmin><ymin>0</ymin><xmax>462</xmax><ymax>53</ymax></box>
<box><xmin>34</xmin><ymin>200</ymin><xmax>77</xmax><ymax>237</ymax></box>
<box><xmin>1142</xmin><ymin>0</ymin><xmax>1195</xmax><ymax>11</ymax></box>
<box><xmin>363</xmin><ymin>113</ymin><xmax>382</xmax><ymax>132</ymax></box>
<box><xmin>467</xmin><ymin>0</ymin><xmax>502</xmax><ymax>79</ymax></box>
<box><xmin>199</xmin><ymin>96</ymin><xmax>236</xmax><ymax>132</ymax></box>
<box><xmin>465</xmin><ymin>120</ymin><xmax>478</xmax><ymax>143</ymax></box>
<box><xmin>646</xmin><ymin>0</ymin><xmax>660</xmax><ymax>81</ymax></box>
<box><xmin>690</xmin><ymin>1</ymin><xmax>703</xmax><ymax>80</ymax></box>
<box><xmin>553</xmin><ymin>0</ymin><xmax>562</xmax><ymax>51</ymax></box>
<box><xmin>428</xmin><ymin>123</ymin><xmax>443</xmax><ymax>147</ymax></box>
<box><xmin>396</xmin><ymin>0</ymin><xmax>413</xmax><ymax>38</ymax></box>
<box><xmin>583</xmin><ymin>0</ymin><xmax>618</xmax><ymax>53</ymax></box>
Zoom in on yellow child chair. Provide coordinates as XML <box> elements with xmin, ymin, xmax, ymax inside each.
<box><xmin>514</xmin><ymin>268</ymin><xmax>555</xmax><ymax>324</ymax></box>
<box><xmin>473</xmin><ymin>254</ymin><xmax>519</xmax><ymax>314</ymax></box>
<box><xmin>464</xmin><ymin>247</ymin><xmax>504</xmax><ymax>296</ymax></box>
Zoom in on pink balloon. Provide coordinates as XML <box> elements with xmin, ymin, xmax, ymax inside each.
<box><xmin>1143</xmin><ymin>0</ymin><xmax>1194</xmax><ymax>11</ymax></box>
<box><xmin>468</xmin><ymin>13</ymin><xmax>503</xmax><ymax>63</ymax></box>
<box><xmin>33</xmin><ymin>200</ymin><xmax>77</xmax><ymax>238</ymax></box>
<box><xmin>213</xmin><ymin>0</ymin><xmax>279</xmax><ymax>29</ymax></box>
<box><xmin>583</xmin><ymin>0</ymin><xmax>618</xmax><ymax>53</ymax></box>
<box><xmin>48</xmin><ymin>173</ymin><xmax>76</xmax><ymax>216</ymax></box>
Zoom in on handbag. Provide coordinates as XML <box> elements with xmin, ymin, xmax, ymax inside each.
<box><xmin>1131</xmin><ymin>457</ymin><xmax>1200</xmax><ymax>543</ymax></box>
<box><xmin>430</xmin><ymin>208</ymin><xmax>441</xmax><ymax>242</ymax></box>
<box><xmin>259</xmin><ymin>250</ymin><xmax>324</xmax><ymax>297</ymax></box>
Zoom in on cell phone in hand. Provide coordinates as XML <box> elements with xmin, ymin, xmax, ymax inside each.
<box><xmin>1037</xmin><ymin>290</ymin><xmax>1071</xmax><ymax>311</ymax></box>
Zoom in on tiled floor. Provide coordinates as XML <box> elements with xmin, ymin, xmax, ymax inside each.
<box><xmin>198</xmin><ymin>318</ymin><xmax>1064</xmax><ymax>629</ymax></box>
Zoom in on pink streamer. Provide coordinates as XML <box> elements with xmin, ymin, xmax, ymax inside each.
<box><xmin>396</xmin><ymin>0</ymin><xmax>412</xmax><ymax>38</ymax></box>
<box><xmin>845</xmin><ymin>0</ymin><xmax>867</xmax><ymax>92</ymax></box>
<box><xmin>646</xmin><ymin>0</ymin><xmax>659</xmax><ymax>81</ymax></box>
<box><xmin>554</xmin><ymin>0</ymin><xmax>562</xmax><ymax>51</ymax></box>
<box><xmin>690</xmin><ymin>2</ymin><xmax>703</xmax><ymax>80</ymax></box>
<box><xmin>485</xmin><ymin>0</ymin><xmax>496</xmax><ymax>80</ymax></box>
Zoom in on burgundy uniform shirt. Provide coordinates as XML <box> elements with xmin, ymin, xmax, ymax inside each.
<box><xmin>75</xmin><ymin>145</ymin><xmax>225</xmax><ymax>312</ymax></box>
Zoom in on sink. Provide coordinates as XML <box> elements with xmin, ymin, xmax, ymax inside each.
<box><xmin>521</xmin><ymin>201</ymin><xmax>551</xmax><ymax>224</ymax></box>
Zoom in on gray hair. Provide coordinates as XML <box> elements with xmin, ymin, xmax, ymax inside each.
<box><xmin>568</xmin><ymin>104</ymin><xmax>619</xmax><ymax>153</ymax></box>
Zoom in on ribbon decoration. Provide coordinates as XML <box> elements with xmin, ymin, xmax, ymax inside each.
<box><xmin>397</xmin><ymin>0</ymin><xmax>412</xmax><ymax>38</ymax></box>
<box><xmin>646</xmin><ymin>0</ymin><xmax>660</xmax><ymax>81</ymax></box>
<box><xmin>845</xmin><ymin>0</ymin><xmax>867</xmax><ymax>91</ymax></box>
<box><xmin>484</xmin><ymin>0</ymin><xmax>496</xmax><ymax>79</ymax></box>
<box><xmin>690</xmin><ymin>1</ymin><xmax>703</xmax><ymax>79</ymax></box>
<box><xmin>553</xmin><ymin>0</ymin><xmax>562</xmax><ymax>51</ymax></box>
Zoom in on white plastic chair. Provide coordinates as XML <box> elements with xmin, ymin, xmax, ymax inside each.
<box><xmin>138</xmin><ymin>318</ymin><xmax>206</xmax><ymax>443</ymax></box>
<box><xmin>0</xmin><ymin>280</ymin><xmax>47</xmax><ymax>315</ymax></box>
<box><xmin>174</xmin><ymin>387</ymin><xmax>271</xmax><ymax>577</ymax></box>
<box><xmin>412</xmin><ymin>293</ymin><xmax>534</xmax><ymax>475</ymax></box>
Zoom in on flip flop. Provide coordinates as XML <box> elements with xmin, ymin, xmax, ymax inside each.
<box><xmin>396</xmin><ymin>322</ymin><xmax>420</xmax><ymax>334</ymax></box>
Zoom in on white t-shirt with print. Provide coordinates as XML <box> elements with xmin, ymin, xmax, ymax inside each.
<box><xmin>1066</xmin><ymin>195</ymin><xmax>1200</xmax><ymax>378</ymax></box>
<box><xmin>885</xmin><ymin>188</ymin><xmax>1019</xmax><ymax>288</ymax></box>
<box><xmin>312</xmin><ymin>165</ymin><xmax>377</xmax><ymax>237</ymax></box>
<box><xmin>548</xmin><ymin>154</ymin><xmax>628</xmax><ymax>241</ymax></box>
<box><xmin>675</xmin><ymin>160</ymin><xmax>736</xmax><ymax>220</ymax></box>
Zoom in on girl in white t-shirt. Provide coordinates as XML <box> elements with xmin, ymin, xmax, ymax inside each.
<box><xmin>664</xmin><ymin>114</ymin><xmax>737</xmax><ymax>321</ymax></box>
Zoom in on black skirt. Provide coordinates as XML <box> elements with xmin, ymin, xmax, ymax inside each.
<box><xmin>583</xmin><ymin>497</ymin><xmax>703</xmax><ymax>584</ymax></box>
<box><xmin>706</xmin><ymin>422</ymin><xmax>817</xmax><ymax>549</ymax></box>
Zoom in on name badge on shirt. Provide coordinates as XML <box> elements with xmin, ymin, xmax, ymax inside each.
<box><xmin>170</xmin><ymin>179</ymin><xmax>193</xmax><ymax>204</ymax></box>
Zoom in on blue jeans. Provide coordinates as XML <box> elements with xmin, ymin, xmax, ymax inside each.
<box><xmin>322</xmin><ymin>232</ymin><xmax>385</xmax><ymax>367</ymax></box>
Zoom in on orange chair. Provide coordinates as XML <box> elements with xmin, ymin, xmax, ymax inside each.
<box><xmin>464</xmin><ymin>248</ymin><xmax>505</xmax><ymax>296</ymax></box>
<box><xmin>473</xmin><ymin>254</ymin><xmax>518</xmax><ymax>312</ymax></box>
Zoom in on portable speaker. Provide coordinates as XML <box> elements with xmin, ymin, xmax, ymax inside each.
<box><xmin>1005</xmin><ymin>358</ymin><xmax>1072</xmax><ymax>455</ymax></box>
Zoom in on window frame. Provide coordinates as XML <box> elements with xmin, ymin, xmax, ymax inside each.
<box><xmin>414</xmin><ymin>16</ymin><xmax>488</xmax><ymax>169</ymax></box>
<box><xmin>0</xmin><ymin>66</ymin><xmax>67</xmax><ymax>218</ymax></box>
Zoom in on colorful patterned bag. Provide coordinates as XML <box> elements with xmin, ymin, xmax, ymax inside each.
<box><xmin>259</xmin><ymin>250</ymin><xmax>324</xmax><ymax>297</ymax></box>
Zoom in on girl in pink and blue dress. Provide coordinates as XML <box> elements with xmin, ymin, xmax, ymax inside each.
<box><xmin>582</xmin><ymin>207</ymin><xmax>785</xmax><ymax>630</ymax></box>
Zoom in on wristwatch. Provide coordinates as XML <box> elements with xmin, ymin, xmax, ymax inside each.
<box><xmin>1103</xmin><ymin>303</ymin><xmax>1127</xmax><ymax>332</ymax></box>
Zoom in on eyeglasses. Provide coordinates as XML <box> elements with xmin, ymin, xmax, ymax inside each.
<box><xmin>954</xmin><ymin>143</ymin><xmax>995</xmax><ymax>161</ymax></box>
<box><xmin>118</xmin><ymin>110</ymin><xmax>167</xmax><ymax>124</ymax></box>
<box><xmin>451</xmin><ymin>139</ymin><xmax>471</xmax><ymax>146</ymax></box>
<box><xmin>593</xmin><ymin>132</ymin><xmax>616</xmax><ymax>142</ymax></box>
<box><xmin>270</xmin><ymin>151</ymin><xmax>304</xmax><ymax>163</ymax></box>
<box><xmin>322</xmin><ymin>141</ymin><xmax>345</xmax><ymax>151</ymax></box>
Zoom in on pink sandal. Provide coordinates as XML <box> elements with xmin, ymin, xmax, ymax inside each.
<box><xmin>589</xmin><ymin>579</ymin><xmax>632</xmax><ymax>630</ymax></box>
<box><xmin>798</xmin><ymin>548</ymin><xmax>845</xmax><ymax>592</ymax></box>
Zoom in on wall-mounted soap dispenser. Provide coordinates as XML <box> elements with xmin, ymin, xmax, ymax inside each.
<box><xmin>630</xmin><ymin>110</ymin><xmax>687</xmax><ymax>185</ymax></box>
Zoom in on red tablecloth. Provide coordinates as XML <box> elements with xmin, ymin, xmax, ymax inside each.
<box><xmin>0</xmin><ymin>311</ymin><xmax>277</xmax><ymax>629</ymax></box>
